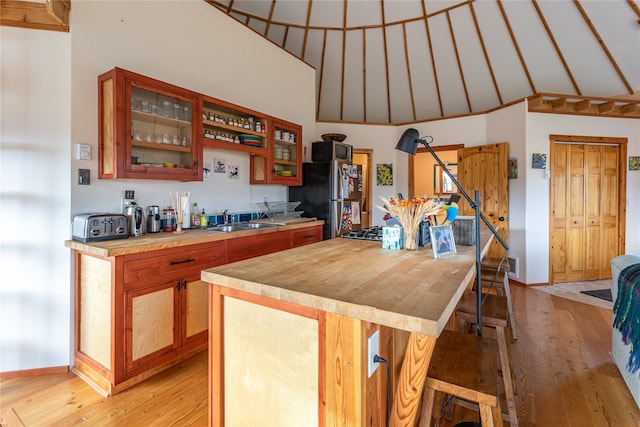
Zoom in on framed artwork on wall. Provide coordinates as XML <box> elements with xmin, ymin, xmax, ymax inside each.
<box><xmin>377</xmin><ymin>163</ymin><xmax>393</xmax><ymax>185</ymax></box>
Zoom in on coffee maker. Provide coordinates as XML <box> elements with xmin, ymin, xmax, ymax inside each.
<box><xmin>147</xmin><ymin>205</ymin><xmax>162</xmax><ymax>233</ymax></box>
<box><xmin>125</xmin><ymin>202</ymin><xmax>145</xmax><ymax>237</ymax></box>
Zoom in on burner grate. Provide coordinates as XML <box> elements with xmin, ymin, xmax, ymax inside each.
<box><xmin>342</xmin><ymin>226</ymin><xmax>383</xmax><ymax>241</ymax></box>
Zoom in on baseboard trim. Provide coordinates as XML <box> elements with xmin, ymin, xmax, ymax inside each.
<box><xmin>0</xmin><ymin>365</ymin><xmax>69</xmax><ymax>379</ymax></box>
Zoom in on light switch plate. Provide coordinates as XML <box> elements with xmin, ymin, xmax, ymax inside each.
<box><xmin>77</xmin><ymin>143</ymin><xmax>91</xmax><ymax>160</ymax></box>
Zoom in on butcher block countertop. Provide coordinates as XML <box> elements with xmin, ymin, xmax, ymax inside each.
<box><xmin>65</xmin><ymin>219</ymin><xmax>324</xmax><ymax>257</ymax></box>
<box><xmin>202</xmin><ymin>227</ymin><xmax>492</xmax><ymax>337</ymax></box>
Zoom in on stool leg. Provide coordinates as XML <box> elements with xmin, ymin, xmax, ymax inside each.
<box><xmin>497</xmin><ymin>326</ymin><xmax>518</xmax><ymax>427</ymax></box>
<box><xmin>418</xmin><ymin>386</ymin><xmax>436</xmax><ymax>427</ymax></box>
<box><xmin>502</xmin><ymin>273</ymin><xmax>518</xmax><ymax>340</ymax></box>
<box><xmin>479</xmin><ymin>402</ymin><xmax>503</xmax><ymax>427</ymax></box>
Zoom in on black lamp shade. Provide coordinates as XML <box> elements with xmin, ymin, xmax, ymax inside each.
<box><xmin>395</xmin><ymin>128</ymin><xmax>420</xmax><ymax>155</ymax></box>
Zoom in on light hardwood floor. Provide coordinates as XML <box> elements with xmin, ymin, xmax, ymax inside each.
<box><xmin>1</xmin><ymin>285</ymin><xmax>639</xmax><ymax>426</ymax></box>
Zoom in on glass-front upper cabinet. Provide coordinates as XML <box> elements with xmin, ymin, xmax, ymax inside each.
<box><xmin>98</xmin><ymin>68</ymin><xmax>202</xmax><ymax>181</ymax></box>
<box><xmin>269</xmin><ymin>118</ymin><xmax>302</xmax><ymax>185</ymax></box>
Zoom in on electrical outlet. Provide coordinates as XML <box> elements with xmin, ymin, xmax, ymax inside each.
<box><xmin>367</xmin><ymin>330</ymin><xmax>380</xmax><ymax>378</ymax></box>
<box><xmin>121</xmin><ymin>190</ymin><xmax>135</xmax><ymax>213</ymax></box>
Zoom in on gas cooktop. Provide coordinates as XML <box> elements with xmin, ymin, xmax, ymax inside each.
<box><xmin>341</xmin><ymin>226</ymin><xmax>383</xmax><ymax>241</ymax></box>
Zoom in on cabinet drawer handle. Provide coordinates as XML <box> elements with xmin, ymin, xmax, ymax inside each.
<box><xmin>182</xmin><ymin>280</ymin><xmax>187</xmax><ymax>290</ymax></box>
<box><xmin>170</xmin><ymin>258</ymin><xmax>195</xmax><ymax>266</ymax></box>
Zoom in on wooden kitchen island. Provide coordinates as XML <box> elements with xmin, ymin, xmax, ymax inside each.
<box><xmin>202</xmin><ymin>228</ymin><xmax>492</xmax><ymax>426</ymax></box>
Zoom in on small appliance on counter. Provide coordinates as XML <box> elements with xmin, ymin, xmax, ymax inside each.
<box><xmin>72</xmin><ymin>213</ymin><xmax>129</xmax><ymax>242</ymax></box>
<box><xmin>125</xmin><ymin>202</ymin><xmax>145</xmax><ymax>237</ymax></box>
<box><xmin>147</xmin><ymin>205</ymin><xmax>162</xmax><ymax>233</ymax></box>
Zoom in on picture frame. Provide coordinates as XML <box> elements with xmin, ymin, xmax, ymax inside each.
<box><xmin>429</xmin><ymin>224</ymin><xmax>457</xmax><ymax>258</ymax></box>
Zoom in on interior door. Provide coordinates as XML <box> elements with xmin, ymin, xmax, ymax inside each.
<box><xmin>456</xmin><ymin>142</ymin><xmax>509</xmax><ymax>259</ymax></box>
<box><xmin>549</xmin><ymin>138</ymin><xmax>624</xmax><ymax>282</ymax></box>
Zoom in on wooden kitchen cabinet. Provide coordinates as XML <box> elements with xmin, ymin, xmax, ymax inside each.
<box><xmin>291</xmin><ymin>225</ymin><xmax>322</xmax><ymax>247</ymax></box>
<box><xmin>98</xmin><ymin>67</ymin><xmax>202</xmax><ymax>181</ymax></box>
<box><xmin>265</xmin><ymin>118</ymin><xmax>302</xmax><ymax>186</ymax></box>
<box><xmin>67</xmin><ymin>222</ymin><xmax>323</xmax><ymax>396</ymax></box>
<box><xmin>72</xmin><ymin>241</ymin><xmax>224</xmax><ymax>396</ymax></box>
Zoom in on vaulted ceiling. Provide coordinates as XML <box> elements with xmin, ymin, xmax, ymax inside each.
<box><xmin>207</xmin><ymin>0</ymin><xmax>640</xmax><ymax>124</ymax></box>
<box><xmin>2</xmin><ymin>0</ymin><xmax>639</xmax><ymax>123</ymax></box>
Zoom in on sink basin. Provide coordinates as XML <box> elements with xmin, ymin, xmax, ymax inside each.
<box><xmin>207</xmin><ymin>222</ymin><xmax>281</xmax><ymax>232</ymax></box>
<box><xmin>239</xmin><ymin>222</ymin><xmax>281</xmax><ymax>229</ymax></box>
<box><xmin>207</xmin><ymin>225</ymin><xmax>246</xmax><ymax>233</ymax></box>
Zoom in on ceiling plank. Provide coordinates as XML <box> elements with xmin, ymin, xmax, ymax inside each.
<box><xmin>469</xmin><ymin>2</ymin><xmax>503</xmax><ymax>105</ymax></box>
<box><xmin>422</xmin><ymin>2</ymin><xmax>444</xmax><ymax>118</ymax></box>
<box><xmin>573</xmin><ymin>0</ymin><xmax>634</xmax><ymax>95</ymax></box>
<box><xmin>380</xmin><ymin>0</ymin><xmax>391</xmax><ymax>123</ymax></box>
<box><xmin>446</xmin><ymin>10</ymin><xmax>471</xmax><ymax>113</ymax></box>
<box><xmin>363</xmin><ymin>28</ymin><xmax>367</xmax><ymax>122</ymax></box>
<box><xmin>316</xmin><ymin>29</ymin><xmax>328</xmax><ymax>121</ymax></box>
<box><xmin>402</xmin><ymin>22</ymin><xmax>417</xmax><ymax>121</ymax></box>
<box><xmin>496</xmin><ymin>0</ymin><xmax>536</xmax><ymax>94</ymax></box>
<box><xmin>340</xmin><ymin>0</ymin><xmax>347</xmax><ymax>120</ymax></box>
<box><xmin>626</xmin><ymin>0</ymin><xmax>640</xmax><ymax>25</ymax></box>
<box><xmin>1</xmin><ymin>0</ymin><xmax>68</xmax><ymax>32</ymax></box>
<box><xmin>532</xmin><ymin>0</ymin><xmax>581</xmax><ymax>95</ymax></box>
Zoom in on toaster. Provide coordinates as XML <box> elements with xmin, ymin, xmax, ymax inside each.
<box><xmin>72</xmin><ymin>213</ymin><xmax>129</xmax><ymax>242</ymax></box>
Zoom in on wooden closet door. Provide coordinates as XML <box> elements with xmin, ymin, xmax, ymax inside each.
<box><xmin>550</xmin><ymin>141</ymin><xmax>621</xmax><ymax>283</ymax></box>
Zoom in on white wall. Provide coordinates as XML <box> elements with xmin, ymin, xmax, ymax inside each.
<box><xmin>71</xmin><ymin>1</ymin><xmax>316</xmax><ymax>218</ymax></box>
<box><xmin>314</xmin><ymin>123</ymin><xmax>400</xmax><ymax>223</ymax></box>
<box><xmin>0</xmin><ymin>27</ymin><xmax>72</xmax><ymax>372</ymax></box>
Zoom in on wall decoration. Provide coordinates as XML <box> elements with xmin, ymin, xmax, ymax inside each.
<box><xmin>629</xmin><ymin>156</ymin><xmax>640</xmax><ymax>171</ymax></box>
<box><xmin>376</xmin><ymin>163</ymin><xmax>393</xmax><ymax>186</ymax></box>
<box><xmin>532</xmin><ymin>153</ymin><xmax>547</xmax><ymax>169</ymax></box>
<box><xmin>508</xmin><ymin>158</ymin><xmax>518</xmax><ymax>179</ymax></box>
<box><xmin>203</xmin><ymin>163</ymin><xmax>212</xmax><ymax>178</ymax></box>
<box><xmin>228</xmin><ymin>164</ymin><xmax>239</xmax><ymax>179</ymax></box>
<box><xmin>214</xmin><ymin>158</ymin><xmax>226</xmax><ymax>173</ymax></box>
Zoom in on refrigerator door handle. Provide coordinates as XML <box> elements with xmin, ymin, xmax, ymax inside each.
<box><xmin>332</xmin><ymin>201</ymin><xmax>339</xmax><ymax>237</ymax></box>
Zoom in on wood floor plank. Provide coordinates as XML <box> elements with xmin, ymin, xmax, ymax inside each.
<box><xmin>1</xmin><ymin>285</ymin><xmax>640</xmax><ymax>426</ymax></box>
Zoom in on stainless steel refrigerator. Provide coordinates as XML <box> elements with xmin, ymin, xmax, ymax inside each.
<box><xmin>288</xmin><ymin>160</ymin><xmax>363</xmax><ymax>240</ymax></box>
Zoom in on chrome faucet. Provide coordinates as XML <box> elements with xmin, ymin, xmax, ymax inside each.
<box><xmin>222</xmin><ymin>209</ymin><xmax>229</xmax><ymax>224</ymax></box>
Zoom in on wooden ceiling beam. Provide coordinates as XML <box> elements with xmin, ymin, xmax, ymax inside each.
<box><xmin>528</xmin><ymin>93</ymin><xmax>640</xmax><ymax>119</ymax></box>
<box><xmin>1</xmin><ymin>0</ymin><xmax>69</xmax><ymax>32</ymax></box>
<box><xmin>45</xmin><ymin>0</ymin><xmax>70</xmax><ymax>27</ymax></box>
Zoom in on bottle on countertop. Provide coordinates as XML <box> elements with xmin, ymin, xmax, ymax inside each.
<box><xmin>191</xmin><ymin>202</ymin><xmax>200</xmax><ymax>228</ymax></box>
<box><xmin>199</xmin><ymin>208</ymin><xmax>208</xmax><ymax>228</ymax></box>
<box><xmin>182</xmin><ymin>199</ymin><xmax>191</xmax><ymax>229</ymax></box>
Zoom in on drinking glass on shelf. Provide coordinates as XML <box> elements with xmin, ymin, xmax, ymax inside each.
<box><xmin>162</xmin><ymin>101</ymin><xmax>172</xmax><ymax>117</ymax></box>
<box><xmin>142</xmin><ymin>100</ymin><xmax>151</xmax><ymax>113</ymax></box>
<box><xmin>173</xmin><ymin>103</ymin><xmax>180</xmax><ymax>120</ymax></box>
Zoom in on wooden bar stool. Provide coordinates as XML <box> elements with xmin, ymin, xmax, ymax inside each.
<box><xmin>418</xmin><ymin>329</ymin><xmax>503</xmax><ymax>427</ymax></box>
<box><xmin>455</xmin><ymin>292</ymin><xmax>518</xmax><ymax>427</ymax></box>
<box><xmin>478</xmin><ymin>261</ymin><xmax>517</xmax><ymax>341</ymax></box>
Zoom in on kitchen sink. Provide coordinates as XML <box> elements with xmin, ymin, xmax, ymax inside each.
<box><xmin>239</xmin><ymin>222</ymin><xmax>280</xmax><ymax>229</ymax></box>
<box><xmin>206</xmin><ymin>225</ymin><xmax>246</xmax><ymax>233</ymax></box>
<box><xmin>206</xmin><ymin>222</ymin><xmax>281</xmax><ymax>233</ymax></box>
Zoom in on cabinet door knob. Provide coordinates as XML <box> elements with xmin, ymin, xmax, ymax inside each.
<box><xmin>175</xmin><ymin>282</ymin><xmax>181</xmax><ymax>290</ymax></box>
<box><xmin>182</xmin><ymin>280</ymin><xmax>187</xmax><ymax>290</ymax></box>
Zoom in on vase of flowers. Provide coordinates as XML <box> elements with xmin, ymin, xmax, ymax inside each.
<box><xmin>378</xmin><ymin>197</ymin><xmax>441</xmax><ymax>250</ymax></box>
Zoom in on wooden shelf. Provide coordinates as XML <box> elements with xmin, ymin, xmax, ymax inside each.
<box><xmin>203</xmin><ymin>119</ymin><xmax>266</xmax><ymax>137</ymax></box>
<box><xmin>131</xmin><ymin>140</ymin><xmax>192</xmax><ymax>153</ymax></box>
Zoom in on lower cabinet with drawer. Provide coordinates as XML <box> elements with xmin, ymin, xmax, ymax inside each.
<box><xmin>69</xmin><ymin>222</ymin><xmax>323</xmax><ymax>396</ymax></box>
<box><xmin>72</xmin><ymin>241</ymin><xmax>225</xmax><ymax>396</ymax></box>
